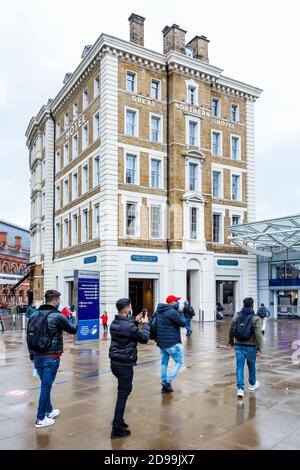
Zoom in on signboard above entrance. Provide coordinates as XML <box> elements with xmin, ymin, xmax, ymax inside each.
<box><xmin>217</xmin><ymin>259</ymin><xmax>239</xmax><ymax>266</ymax></box>
<box><xmin>84</xmin><ymin>256</ymin><xmax>97</xmax><ymax>264</ymax></box>
<box><xmin>131</xmin><ymin>255</ymin><xmax>158</xmax><ymax>263</ymax></box>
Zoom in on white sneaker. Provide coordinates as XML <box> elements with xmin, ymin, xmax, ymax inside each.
<box><xmin>35</xmin><ymin>416</ymin><xmax>55</xmax><ymax>428</ymax></box>
<box><xmin>47</xmin><ymin>409</ymin><xmax>60</xmax><ymax>419</ymax></box>
<box><xmin>248</xmin><ymin>381</ymin><xmax>260</xmax><ymax>391</ymax></box>
<box><xmin>237</xmin><ymin>389</ymin><xmax>244</xmax><ymax>397</ymax></box>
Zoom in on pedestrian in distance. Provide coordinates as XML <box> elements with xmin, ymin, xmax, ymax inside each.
<box><xmin>183</xmin><ymin>300</ymin><xmax>195</xmax><ymax>336</ymax></box>
<box><xmin>109</xmin><ymin>298</ymin><xmax>150</xmax><ymax>439</ymax></box>
<box><xmin>27</xmin><ymin>289</ymin><xmax>78</xmax><ymax>428</ymax></box>
<box><xmin>257</xmin><ymin>303</ymin><xmax>270</xmax><ymax>335</ymax></box>
<box><xmin>26</xmin><ymin>301</ymin><xmax>37</xmax><ymax>319</ymax></box>
<box><xmin>101</xmin><ymin>310</ymin><xmax>109</xmax><ymax>332</ymax></box>
<box><xmin>152</xmin><ymin>295</ymin><xmax>186</xmax><ymax>394</ymax></box>
<box><xmin>229</xmin><ymin>297</ymin><xmax>262</xmax><ymax>399</ymax></box>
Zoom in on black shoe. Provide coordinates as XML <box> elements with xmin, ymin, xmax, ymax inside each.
<box><xmin>262</xmin><ymin>330</ymin><xmax>265</xmax><ymax>335</ymax></box>
<box><xmin>111</xmin><ymin>420</ymin><xmax>129</xmax><ymax>429</ymax></box>
<box><xmin>111</xmin><ymin>427</ymin><xmax>131</xmax><ymax>439</ymax></box>
<box><xmin>161</xmin><ymin>381</ymin><xmax>173</xmax><ymax>393</ymax></box>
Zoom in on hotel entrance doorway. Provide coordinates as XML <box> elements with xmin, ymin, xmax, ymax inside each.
<box><xmin>128</xmin><ymin>279</ymin><xmax>155</xmax><ymax>317</ymax></box>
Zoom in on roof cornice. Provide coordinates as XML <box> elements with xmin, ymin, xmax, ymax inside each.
<box><xmin>25</xmin><ymin>105</ymin><xmax>51</xmax><ymax>148</ymax></box>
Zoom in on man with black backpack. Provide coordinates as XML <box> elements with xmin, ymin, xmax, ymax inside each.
<box><xmin>229</xmin><ymin>297</ymin><xmax>262</xmax><ymax>398</ymax></box>
<box><xmin>27</xmin><ymin>289</ymin><xmax>78</xmax><ymax>428</ymax></box>
<box><xmin>257</xmin><ymin>303</ymin><xmax>270</xmax><ymax>335</ymax></box>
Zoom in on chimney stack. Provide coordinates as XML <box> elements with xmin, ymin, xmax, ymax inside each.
<box><xmin>15</xmin><ymin>236</ymin><xmax>22</xmax><ymax>253</ymax></box>
<box><xmin>0</xmin><ymin>232</ymin><xmax>8</xmax><ymax>250</ymax></box>
<box><xmin>162</xmin><ymin>24</ymin><xmax>187</xmax><ymax>54</ymax></box>
<box><xmin>129</xmin><ymin>13</ymin><xmax>145</xmax><ymax>46</ymax></box>
<box><xmin>187</xmin><ymin>36</ymin><xmax>210</xmax><ymax>63</ymax></box>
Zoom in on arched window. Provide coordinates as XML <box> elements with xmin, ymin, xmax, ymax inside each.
<box><xmin>3</xmin><ymin>264</ymin><xmax>8</xmax><ymax>273</ymax></box>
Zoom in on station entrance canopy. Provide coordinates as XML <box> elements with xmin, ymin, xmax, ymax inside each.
<box><xmin>228</xmin><ymin>214</ymin><xmax>300</xmax><ymax>258</ymax></box>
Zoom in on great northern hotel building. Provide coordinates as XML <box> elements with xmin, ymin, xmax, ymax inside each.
<box><xmin>26</xmin><ymin>14</ymin><xmax>262</xmax><ymax>321</ymax></box>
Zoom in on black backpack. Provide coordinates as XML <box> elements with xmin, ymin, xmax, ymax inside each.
<box><xmin>233</xmin><ymin>311</ymin><xmax>254</xmax><ymax>341</ymax></box>
<box><xmin>257</xmin><ymin>307</ymin><xmax>267</xmax><ymax>318</ymax></box>
<box><xmin>27</xmin><ymin>311</ymin><xmax>53</xmax><ymax>353</ymax></box>
<box><xmin>149</xmin><ymin>312</ymin><xmax>157</xmax><ymax>340</ymax></box>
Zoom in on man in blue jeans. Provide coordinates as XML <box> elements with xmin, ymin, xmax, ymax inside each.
<box><xmin>27</xmin><ymin>290</ymin><xmax>78</xmax><ymax>428</ymax></box>
<box><xmin>155</xmin><ymin>295</ymin><xmax>186</xmax><ymax>393</ymax></box>
<box><xmin>229</xmin><ymin>297</ymin><xmax>262</xmax><ymax>398</ymax></box>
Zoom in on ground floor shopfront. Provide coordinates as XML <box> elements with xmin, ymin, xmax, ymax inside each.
<box><xmin>48</xmin><ymin>247</ymin><xmax>255</xmax><ymax>322</ymax></box>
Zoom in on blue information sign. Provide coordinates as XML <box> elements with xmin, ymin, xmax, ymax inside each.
<box><xmin>131</xmin><ymin>255</ymin><xmax>158</xmax><ymax>263</ymax></box>
<box><xmin>217</xmin><ymin>259</ymin><xmax>238</xmax><ymax>266</ymax></box>
<box><xmin>84</xmin><ymin>256</ymin><xmax>97</xmax><ymax>264</ymax></box>
<box><xmin>75</xmin><ymin>270</ymin><xmax>100</xmax><ymax>342</ymax></box>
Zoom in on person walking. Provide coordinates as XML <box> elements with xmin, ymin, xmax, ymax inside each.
<box><xmin>101</xmin><ymin>311</ymin><xmax>108</xmax><ymax>332</ymax></box>
<box><xmin>27</xmin><ymin>289</ymin><xmax>78</xmax><ymax>428</ymax></box>
<box><xmin>154</xmin><ymin>295</ymin><xmax>186</xmax><ymax>394</ymax></box>
<box><xmin>229</xmin><ymin>297</ymin><xmax>262</xmax><ymax>398</ymax></box>
<box><xmin>257</xmin><ymin>303</ymin><xmax>270</xmax><ymax>335</ymax></box>
<box><xmin>183</xmin><ymin>300</ymin><xmax>195</xmax><ymax>336</ymax></box>
<box><xmin>109</xmin><ymin>298</ymin><xmax>150</xmax><ymax>439</ymax></box>
<box><xmin>26</xmin><ymin>301</ymin><xmax>37</xmax><ymax>319</ymax></box>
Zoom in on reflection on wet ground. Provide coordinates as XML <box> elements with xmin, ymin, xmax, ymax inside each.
<box><xmin>0</xmin><ymin>319</ymin><xmax>300</xmax><ymax>449</ymax></box>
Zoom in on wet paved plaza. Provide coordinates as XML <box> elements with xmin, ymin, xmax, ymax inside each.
<box><xmin>0</xmin><ymin>318</ymin><xmax>300</xmax><ymax>450</ymax></box>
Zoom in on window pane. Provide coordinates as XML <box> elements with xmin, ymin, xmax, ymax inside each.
<box><xmin>213</xmin><ymin>171</ymin><xmax>220</xmax><ymax>198</ymax></box>
<box><xmin>213</xmin><ymin>214</ymin><xmax>220</xmax><ymax>243</ymax></box>
<box><xmin>126</xmin><ymin>155</ymin><xmax>136</xmax><ymax>184</ymax></box>
<box><xmin>190</xmin><ymin>207</ymin><xmax>198</xmax><ymax>239</ymax></box>
<box><xmin>232</xmin><ymin>175</ymin><xmax>240</xmax><ymax>200</ymax></box>
<box><xmin>126</xmin><ymin>72</ymin><xmax>136</xmax><ymax>92</ymax></box>
<box><xmin>126</xmin><ymin>110</ymin><xmax>136</xmax><ymax>136</ymax></box>
<box><xmin>151</xmin><ymin>159</ymin><xmax>160</xmax><ymax>188</ymax></box>
<box><xmin>232</xmin><ymin>137</ymin><xmax>239</xmax><ymax>159</ymax></box>
<box><xmin>126</xmin><ymin>203</ymin><xmax>136</xmax><ymax>235</ymax></box>
<box><xmin>189</xmin><ymin>121</ymin><xmax>197</xmax><ymax>146</ymax></box>
<box><xmin>189</xmin><ymin>163</ymin><xmax>198</xmax><ymax>191</ymax></box>
<box><xmin>213</xmin><ymin>132</ymin><xmax>220</xmax><ymax>155</ymax></box>
<box><xmin>212</xmin><ymin>99</ymin><xmax>220</xmax><ymax>117</ymax></box>
<box><xmin>151</xmin><ymin>80</ymin><xmax>159</xmax><ymax>100</ymax></box>
<box><xmin>150</xmin><ymin>206</ymin><xmax>161</xmax><ymax>238</ymax></box>
<box><xmin>151</xmin><ymin>116</ymin><xmax>160</xmax><ymax>142</ymax></box>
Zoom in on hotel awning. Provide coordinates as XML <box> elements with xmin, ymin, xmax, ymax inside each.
<box><xmin>228</xmin><ymin>214</ymin><xmax>300</xmax><ymax>258</ymax></box>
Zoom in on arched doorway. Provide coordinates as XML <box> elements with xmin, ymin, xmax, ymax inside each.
<box><xmin>187</xmin><ymin>258</ymin><xmax>201</xmax><ymax>319</ymax></box>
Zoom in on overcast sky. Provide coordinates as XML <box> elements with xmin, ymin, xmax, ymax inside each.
<box><xmin>0</xmin><ymin>0</ymin><xmax>299</xmax><ymax>228</ymax></box>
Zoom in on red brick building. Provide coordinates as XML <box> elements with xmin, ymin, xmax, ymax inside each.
<box><xmin>0</xmin><ymin>220</ymin><xmax>31</xmax><ymax>307</ymax></box>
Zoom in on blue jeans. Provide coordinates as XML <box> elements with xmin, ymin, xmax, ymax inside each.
<box><xmin>185</xmin><ymin>318</ymin><xmax>192</xmax><ymax>335</ymax></box>
<box><xmin>160</xmin><ymin>344</ymin><xmax>184</xmax><ymax>384</ymax></box>
<box><xmin>234</xmin><ymin>345</ymin><xmax>256</xmax><ymax>390</ymax></box>
<box><xmin>34</xmin><ymin>356</ymin><xmax>60</xmax><ymax>421</ymax></box>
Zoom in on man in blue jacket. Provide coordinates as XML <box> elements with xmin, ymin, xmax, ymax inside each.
<box><xmin>109</xmin><ymin>298</ymin><xmax>150</xmax><ymax>439</ymax></box>
<box><xmin>155</xmin><ymin>295</ymin><xmax>186</xmax><ymax>393</ymax></box>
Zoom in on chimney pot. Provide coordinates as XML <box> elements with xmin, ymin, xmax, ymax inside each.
<box><xmin>15</xmin><ymin>236</ymin><xmax>22</xmax><ymax>253</ymax></box>
<box><xmin>128</xmin><ymin>13</ymin><xmax>145</xmax><ymax>47</ymax></box>
<box><xmin>0</xmin><ymin>232</ymin><xmax>8</xmax><ymax>250</ymax></box>
<box><xmin>187</xmin><ymin>35</ymin><xmax>210</xmax><ymax>63</ymax></box>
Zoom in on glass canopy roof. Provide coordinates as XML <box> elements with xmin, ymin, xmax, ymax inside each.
<box><xmin>228</xmin><ymin>214</ymin><xmax>300</xmax><ymax>257</ymax></box>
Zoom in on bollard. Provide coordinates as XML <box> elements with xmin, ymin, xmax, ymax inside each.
<box><xmin>198</xmin><ymin>308</ymin><xmax>201</xmax><ymax>323</ymax></box>
<box><xmin>201</xmin><ymin>310</ymin><xmax>204</xmax><ymax>323</ymax></box>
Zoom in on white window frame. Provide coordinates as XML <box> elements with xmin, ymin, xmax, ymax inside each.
<box><xmin>55</xmin><ymin>185</ymin><xmax>60</xmax><ymax>210</ymax></box>
<box><xmin>94</xmin><ymin>75</ymin><xmax>100</xmax><ymax>98</ymax></box>
<box><xmin>212</xmin><ymin>212</ymin><xmax>224</xmax><ymax>244</ymax></box>
<box><xmin>83</xmin><ymin>88</ymin><xmax>89</xmax><ymax>110</ymax></box>
<box><xmin>231</xmin><ymin>173</ymin><xmax>242</xmax><ymax>201</ymax></box>
<box><xmin>185</xmin><ymin>79</ymin><xmax>199</xmax><ymax>106</ymax></box>
<box><xmin>93</xmin><ymin>156</ymin><xmax>100</xmax><ymax>187</ymax></box>
<box><xmin>211</xmin><ymin>130</ymin><xmax>223</xmax><ymax>157</ymax></box>
<box><xmin>212</xmin><ymin>169</ymin><xmax>223</xmax><ymax>199</ymax></box>
<box><xmin>82</xmin><ymin>164</ymin><xmax>89</xmax><ymax>194</ymax></box>
<box><xmin>82</xmin><ymin>122</ymin><xmax>89</xmax><ymax>151</ymax></box>
<box><xmin>124</xmin><ymin>200</ymin><xmax>140</xmax><ymax>238</ymax></box>
<box><xmin>63</xmin><ymin>218</ymin><xmax>69</xmax><ymax>248</ymax></box>
<box><xmin>124</xmin><ymin>152</ymin><xmax>139</xmax><ymax>185</ymax></box>
<box><xmin>81</xmin><ymin>207</ymin><xmax>89</xmax><ymax>243</ymax></box>
<box><xmin>231</xmin><ymin>104</ymin><xmax>240</xmax><ymax>123</ymax></box>
<box><xmin>125</xmin><ymin>107</ymin><xmax>139</xmax><ymax>138</ymax></box>
<box><xmin>63</xmin><ymin>179</ymin><xmax>69</xmax><ymax>206</ymax></box>
<box><xmin>186</xmin><ymin>117</ymin><xmax>201</xmax><ymax>148</ymax></box>
<box><xmin>72</xmin><ymin>213</ymin><xmax>78</xmax><ymax>246</ymax></box>
<box><xmin>55</xmin><ymin>222</ymin><xmax>60</xmax><ymax>250</ymax></box>
<box><xmin>212</xmin><ymin>98</ymin><xmax>221</xmax><ymax>118</ymax></box>
<box><xmin>93</xmin><ymin>111</ymin><xmax>100</xmax><ymax>141</ymax></box>
<box><xmin>64</xmin><ymin>142</ymin><xmax>69</xmax><ymax>166</ymax></box>
<box><xmin>93</xmin><ymin>203</ymin><xmax>100</xmax><ymax>239</ymax></box>
<box><xmin>126</xmin><ymin>70</ymin><xmax>137</xmax><ymax>93</ymax></box>
<box><xmin>55</xmin><ymin>150</ymin><xmax>61</xmax><ymax>172</ymax></box>
<box><xmin>149</xmin><ymin>113</ymin><xmax>163</xmax><ymax>143</ymax></box>
<box><xmin>230</xmin><ymin>134</ymin><xmax>241</xmax><ymax>161</ymax></box>
<box><xmin>72</xmin><ymin>132</ymin><xmax>78</xmax><ymax>159</ymax></box>
<box><xmin>151</xmin><ymin>78</ymin><xmax>161</xmax><ymax>101</ymax></box>
<box><xmin>149</xmin><ymin>157</ymin><xmax>163</xmax><ymax>189</ymax></box>
<box><xmin>72</xmin><ymin>172</ymin><xmax>78</xmax><ymax>200</ymax></box>
<box><xmin>189</xmin><ymin>206</ymin><xmax>199</xmax><ymax>240</ymax></box>
<box><xmin>149</xmin><ymin>205</ymin><xmax>163</xmax><ymax>239</ymax></box>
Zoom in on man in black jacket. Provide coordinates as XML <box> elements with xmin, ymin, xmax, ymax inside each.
<box><xmin>109</xmin><ymin>298</ymin><xmax>150</xmax><ymax>439</ymax></box>
<box><xmin>27</xmin><ymin>289</ymin><xmax>78</xmax><ymax>428</ymax></box>
<box><xmin>155</xmin><ymin>295</ymin><xmax>186</xmax><ymax>393</ymax></box>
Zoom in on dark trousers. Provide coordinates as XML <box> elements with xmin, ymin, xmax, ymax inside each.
<box><xmin>111</xmin><ymin>365</ymin><xmax>134</xmax><ymax>428</ymax></box>
<box><xmin>34</xmin><ymin>356</ymin><xmax>60</xmax><ymax>421</ymax></box>
<box><xmin>102</xmin><ymin>324</ymin><xmax>108</xmax><ymax>331</ymax></box>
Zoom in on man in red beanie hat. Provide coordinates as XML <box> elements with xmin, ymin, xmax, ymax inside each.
<box><xmin>151</xmin><ymin>294</ymin><xmax>186</xmax><ymax>393</ymax></box>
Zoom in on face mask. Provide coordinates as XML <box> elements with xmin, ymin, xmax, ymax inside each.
<box><xmin>56</xmin><ymin>303</ymin><xmax>60</xmax><ymax>310</ymax></box>
<box><xmin>173</xmin><ymin>302</ymin><xmax>180</xmax><ymax>309</ymax></box>
<box><xmin>128</xmin><ymin>310</ymin><xmax>133</xmax><ymax>318</ymax></box>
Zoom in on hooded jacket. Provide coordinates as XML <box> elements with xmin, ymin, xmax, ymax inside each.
<box><xmin>229</xmin><ymin>307</ymin><xmax>262</xmax><ymax>351</ymax></box>
<box><xmin>155</xmin><ymin>303</ymin><xmax>186</xmax><ymax>349</ymax></box>
<box><xmin>27</xmin><ymin>305</ymin><xmax>78</xmax><ymax>355</ymax></box>
<box><xmin>109</xmin><ymin>315</ymin><xmax>150</xmax><ymax>366</ymax></box>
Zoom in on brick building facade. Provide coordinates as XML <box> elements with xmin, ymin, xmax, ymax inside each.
<box><xmin>0</xmin><ymin>221</ymin><xmax>30</xmax><ymax>306</ymax></box>
<box><xmin>26</xmin><ymin>13</ymin><xmax>262</xmax><ymax>320</ymax></box>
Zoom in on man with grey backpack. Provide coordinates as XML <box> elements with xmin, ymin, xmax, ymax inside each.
<box><xmin>228</xmin><ymin>297</ymin><xmax>262</xmax><ymax>398</ymax></box>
